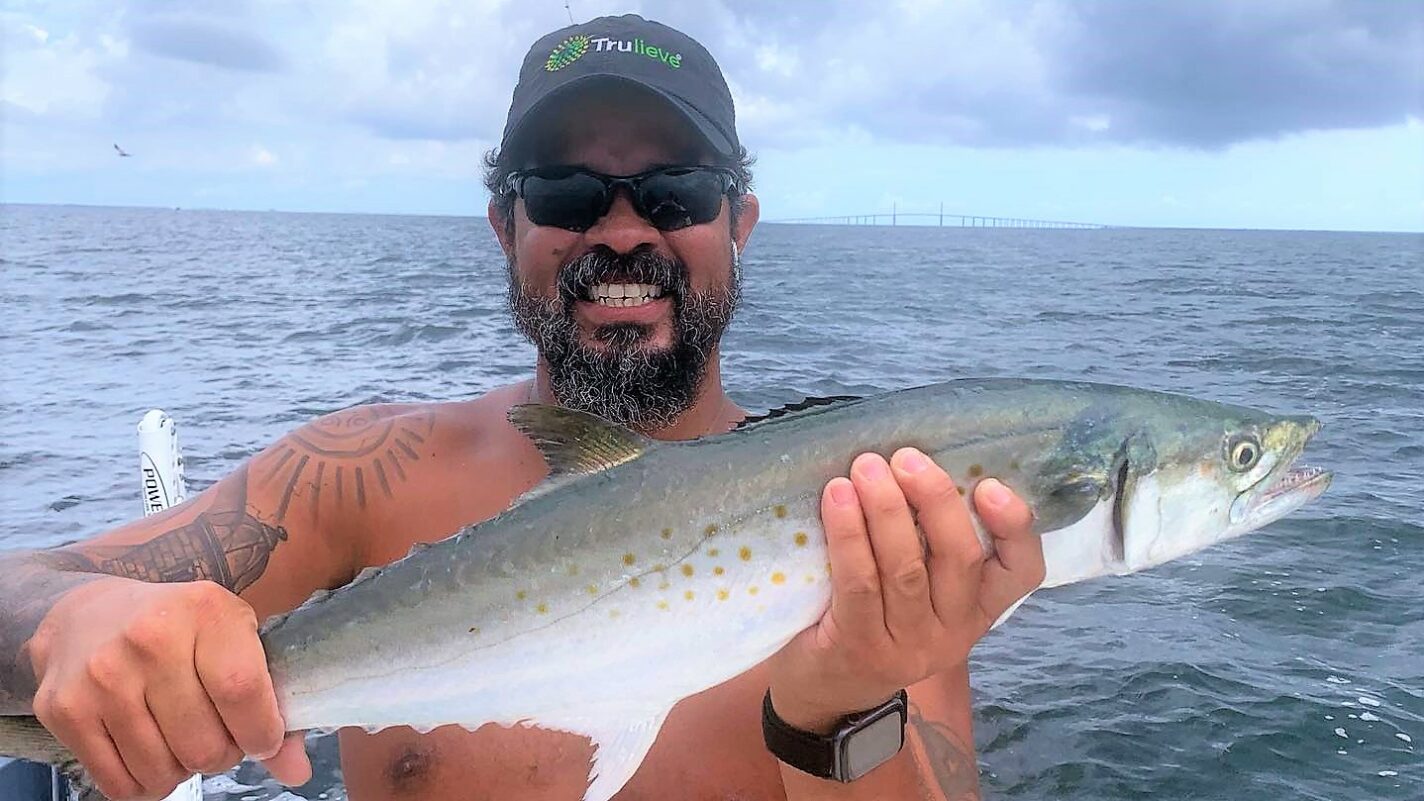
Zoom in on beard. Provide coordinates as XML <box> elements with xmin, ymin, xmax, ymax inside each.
<box><xmin>506</xmin><ymin>243</ymin><xmax>741</xmax><ymax>431</ymax></box>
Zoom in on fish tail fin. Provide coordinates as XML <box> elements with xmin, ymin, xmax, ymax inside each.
<box><xmin>1</xmin><ymin>715</ymin><xmax>108</xmax><ymax>800</ymax></box>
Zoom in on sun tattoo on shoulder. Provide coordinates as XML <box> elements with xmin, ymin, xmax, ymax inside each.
<box><xmin>257</xmin><ymin>406</ymin><xmax>437</xmax><ymax>524</ymax></box>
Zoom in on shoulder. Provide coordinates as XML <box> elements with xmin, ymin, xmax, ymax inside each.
<box><xmin>266</xmin><ymin>384</ymin><xmax>530</xmax><ymax>471</ymax></box>
<box><xmin>256</xmin><ymin>384</ymin><xmax>549</xmax><ymax>566</ymax></box>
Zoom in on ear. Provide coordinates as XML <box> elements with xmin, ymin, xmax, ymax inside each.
<box><xmin>732</xmin><ymin>193</ymin><xmax>759</xmax><ymax>254</ymax></box>
<box><xmin>488</xmin><ymin>198</ymin><xmax>515</xmax><ymax>258</ymax></box>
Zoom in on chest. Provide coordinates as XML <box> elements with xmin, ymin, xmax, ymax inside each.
<box><xmin>338</xmin><ymin>664</ymin><xmax>788</xmax><ymax>801</ymax></box>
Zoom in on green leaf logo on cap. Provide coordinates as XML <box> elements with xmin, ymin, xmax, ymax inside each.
<box><xmin>545</xmin><ymin>35</ymin><xmax>590</xmax><ymax>72</ymax></box>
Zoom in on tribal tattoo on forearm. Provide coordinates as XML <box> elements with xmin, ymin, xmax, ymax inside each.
<box><xmin>908</xmin><ymin>700</ymin><xmax>981</xmax><ymax>801</ymax></box>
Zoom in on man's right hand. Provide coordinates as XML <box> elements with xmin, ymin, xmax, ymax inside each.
<box><xmin>26</xmin><ymin>577</ymin><xmax>311</xmax><ymax>800</ymax></box>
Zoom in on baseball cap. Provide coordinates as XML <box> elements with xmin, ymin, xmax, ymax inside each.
<box><xmin>500</xmin><ymin>14</ymin><xmax>740</xmax><ymax>162</ymax></box>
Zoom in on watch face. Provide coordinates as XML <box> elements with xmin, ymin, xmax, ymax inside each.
<box><xmin>840</xmin><ymin>711</ymin><xmax>906</xmax><ymax>780</ymax></box>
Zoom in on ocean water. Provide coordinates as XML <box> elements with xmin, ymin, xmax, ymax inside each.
<box><xmin>0</xmin><ymin>203</ymin><xmax>1419</xmax><ymax>800</ymax></box>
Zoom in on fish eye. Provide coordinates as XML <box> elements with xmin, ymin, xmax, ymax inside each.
<box><xmin>1226</xmin><ymin>434</ymin><xmax>1262</xmax><ymax>472</ymax></box>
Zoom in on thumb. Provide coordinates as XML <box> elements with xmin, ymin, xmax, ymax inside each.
<box><xmin>260</xmin><ymin>732</ymin><xmax>312</xmax><ymax>787</ymax></box>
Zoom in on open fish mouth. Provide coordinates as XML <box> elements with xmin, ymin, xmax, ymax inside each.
<box><xmin>1261</xmin><ymin>465</ymin><xmax>1332</xmax><ymax>504</ymax></box>
<box><xmin>1238</xmin><ymin>464</ymin><xmax>1333</xmax><ymax>530</ymax></box>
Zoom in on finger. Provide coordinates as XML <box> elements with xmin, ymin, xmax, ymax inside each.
<box><xmin>890</xmin><ymin>448</ymin><xmax>982</xmax><ymax>620</ymax></box>
<box><xmin>194</xmin><ymin>607</ymin><xmax>285</xmax><ymax>760</ymax></box>
<box><xmin>147</xmin><ymin>666</ymin><xmax>243</xmax><ymax>775</ymax></box>
<box><xmin>972</xmin><ymin>478</ymin><xmax>1046</xmax><ymax>618</ymax></box>
<box><xmin>38</xmin><ymin>698</ymin><xmax>143</xmax><ymax>800</ymax></box>
<box><xmin>105</xmin><ymin>702</ymin><xmax>189</xmax><ymax>797</ymax></box>
<box><xmin>852</xmin><ymin>452</ymin><xmax>932</xmax><ymax>643</ymax></box>
<box><xmin>260</xmin><ymin>732</ymin><xmax>313</xmax><ymax>787</ymax></box>
<box><xmin>821</xmin><ymin>476</ymin><xmax>886</xmax><ymax>645</ymax></box>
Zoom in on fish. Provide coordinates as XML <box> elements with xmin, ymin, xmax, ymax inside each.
<box><xmin>0</xmin><ymin>378</ymin><xmax>1331</xmax><ymax>801</ymax></box>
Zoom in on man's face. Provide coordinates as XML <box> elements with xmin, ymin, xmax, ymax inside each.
<box><xmin>494</xmin><ymin>86</ymin><xmax>758</xmax><ymax>430</ymax></box>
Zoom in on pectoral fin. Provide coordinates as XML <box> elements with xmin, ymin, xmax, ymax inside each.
<box><xmin>506</xmin><ymin>405</ymin><xmax>658</xmax><ymax>506</ymax></box>
<box><xmin>522</xmin><ymin>707</ymin><xmax>673</xmax><ymax>801</ymax></box>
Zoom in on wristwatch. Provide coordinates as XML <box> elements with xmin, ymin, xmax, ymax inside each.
<box><xmin>762</xmin><ymin>689</ymin><xmax>909</xmax><ymax>782</ymax></box>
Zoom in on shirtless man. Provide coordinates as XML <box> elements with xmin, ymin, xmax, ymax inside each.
<box><xmin>0</xmin><ymin>14</ymin><xmax>1046</xmax><ymax>801</ymax></box>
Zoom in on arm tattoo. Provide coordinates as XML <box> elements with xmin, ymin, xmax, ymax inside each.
<box><xmin>908</xmin><ymin>700</ymin><xmax>981</xmax><ymax>801</ymax></box>
<box><xmin>0</xmin><ymin>557</ymin><xmax>102</xmax><ymax>712</ymax></box>
<box><xmin>258</xmin><ymin>407</ymin><xmax>435</xmax><ymax>523</ymax></box>
<box><xmin>0</xmin><ymin>464</ymin><xmax>286</xmax><ymax>710</ymax></box>
<box><xmin>37</xmin><ymin>464</ymin><xmax>286</xmax><ymax>595</ymax></box>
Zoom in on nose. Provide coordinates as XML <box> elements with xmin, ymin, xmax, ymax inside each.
<box><xmin>583</xmin><ymin>187</ymin><xmax>657</xmax><ymax>254</ymax></box>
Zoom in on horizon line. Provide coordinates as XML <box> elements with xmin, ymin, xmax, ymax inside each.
<box><xmin>3</xmin><ymin>201</ymin><xmax>1420</xmax><ymax>236</ymax></box>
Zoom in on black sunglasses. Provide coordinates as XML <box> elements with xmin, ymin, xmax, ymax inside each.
<box><xmin>503</xmin><ymin>165</ymin><xmax>738</xmax><ymax>232</ymax></box>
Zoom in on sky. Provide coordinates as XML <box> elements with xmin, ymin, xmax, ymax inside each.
<box><xmin>2</xmin><ymin>0</ymin><xmax>1422</xmax><ymax>231</ymax></box>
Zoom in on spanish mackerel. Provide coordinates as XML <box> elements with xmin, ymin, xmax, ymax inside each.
<box><xmin>0</xmin><ymin>378</ymin><xmax>1332</xmax><ymax>801</ymax></box>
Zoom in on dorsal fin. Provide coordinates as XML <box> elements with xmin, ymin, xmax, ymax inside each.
<box><xmin>736</xmin><ymin>395</ymin><xmax>862</xmax><ymax>429</ymax></box>
<box><xmin>508</xmin><ymin>404</ymin><xmax>655</xmax><ymax>479</ymax></box>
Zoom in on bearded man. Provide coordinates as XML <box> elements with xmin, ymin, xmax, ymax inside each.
<box><xmin>0</xmin><ymin>14</ymin><xmax>1044</xmax><ymax>801</ymax></box>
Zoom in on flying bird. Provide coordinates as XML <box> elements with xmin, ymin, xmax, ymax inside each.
<box><xmin>113</xmin><ymin>143</ymin><xmax>132</xmax><ymax>157</ymax></box>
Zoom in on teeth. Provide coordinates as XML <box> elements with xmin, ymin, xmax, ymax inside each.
<box><xmin>589</xmin><ymin>283</ymin><xmax>664</xmax><ymax>307</ymax></box>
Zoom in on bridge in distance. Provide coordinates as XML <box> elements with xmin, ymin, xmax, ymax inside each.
<box><xmin>770</xmin><ymin>206</ymin><xmax>1107</xmax><ymax>229</ymax></box>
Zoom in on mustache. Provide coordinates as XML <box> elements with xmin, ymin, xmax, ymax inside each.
<box><xmin>556</xmin><ymin>245</ymin><xmax>688</xmax><ymax>306</ymax></box>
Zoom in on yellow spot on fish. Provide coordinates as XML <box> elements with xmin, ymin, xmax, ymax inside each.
<box><xmin>705</xmin><ymin>524</ymin><xmax>719</xmax><ymax>535</ymax></box>
<box><xmin>567</xmin><ymin>564</ymin><xmax>580</xmax><ymax>577</ymax></box>
<box><xmin>774</xmin><ymin>504</ymin><xmax>788</xmax><ymax>519</ymax></box>
<box><xmin>713</xmin><ymin>566</ymin><xmax>725</xmax><ymax>576</ymax></box>
<box><xmin>659</xmin><ymin>580</ymin><xmax>671</xmax><ymax>590</ymax></box>
<box><xmin>794</xmin><ymin>532</ymin><xmax>808</xmax><ymax>547</ymax></box>
<box><xmin>657</xmin><ymin>600</ymin><xmax>669</xmax><ymax>611</ymax></box>
<box><xmin>684</xmin><ymin>590</ymin><xmax>695</xmax><ymax>601</ymax></box>
<box><xmin>536</xmin><ymin>603</ymin><xmax>549</xmax><ymax>614</ymax></box>
<box><xmin>771</xmin><ymin>572</ymin><xmax>786</xmax><ymax>585</ymax></box>
<box><xmin>956</xmin><ymin>486</ymin><xmax>966</xmax><ymax>496</ymax></box>
<box><xmin>825</xmin><ymin>562</ymin><xmax>833</xmax><ymax>574</ymax></box>
<box><xmin>749</xmin><ymin>586</ymin><xmax>760</xmax><ymax>596</ymax></box>
<box><xmin>653</xmin><ymin>563</ymin><xmax>667</xmax><ymax>572</ymax></box>
<box><xmin>707</xmin><ymin>548</ymin><xmax>720</xmax><ymax>557</ymax></box>
<box><xmin>661</xmin><ymin>528</ymin><xmax>673</xmax><ymax>540</ymax></box>
<box><xmin>681</xmin><ymin>564</ymin><xmax>695</xmax><ymax>577</ymax></box>
<box><xmin>516</xmin><ymin>590</ymin><xmax>527</xmax><ymax>601</ymax></box>
<box><xmin>717</xmin><ymin>589</ymin><xmax>730</xmax><ymax>601</ymax></box>
<box><xmin>739</xmin><ymin>546</ymin><xmax>753</xmax><ymax>561</ymax></box>
<box><xmin>623</xmin><ymin>553</ymin><xmax>636</xmax><ymax>566</ymax></box>
<box><xmin>805</xmin><ymin>575</ymin><xmax>815</xmax><ymax>584</ymax></box>
<box><xmin>629</xmin><ymin>577</ymin><xmax>641</xmax><ymax>588</ymax></box>
<box><xmin>609</xmin><ymin>609</ymin><xmax>621</xmax><ymax>619</ymax></box>
<box><xmin>968</xmin><ymin>464</ymin><xmax>983</xmax><ymax>478</ymax></box>
<box><xmin>586</xmin><ymin>584</ymin><xmax>599</xmax><ymax>596</ymax></box>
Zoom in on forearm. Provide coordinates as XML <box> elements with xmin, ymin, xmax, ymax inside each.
<box><xmin>0</xmin><ymin>550</ymin><xmax>106</xmax><ymax>713</ymax></box>
<box><xmin>776</xmin><ymin>664</ymin><xmax>981</xmax><ymax>801</ymax></box>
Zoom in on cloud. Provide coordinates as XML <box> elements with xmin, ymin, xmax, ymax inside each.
<box><xmin>641</xmin><ymin>0</ymin><xmax>1424</xmax><ymax>149</ymax></box>
<box><xmin>128</xmin><ymin>15</ymin><xmax>286</xmax><ymax>73</ymax></box>
<box><xmin>1050</xmin><ymin>0</ymin><xmax>1424</xmax><ymax>147</ymax></box>
<box><xmin>250</xmin><ymin>144</ymin><xmax>278</xmax><ymax>166</ymax></box>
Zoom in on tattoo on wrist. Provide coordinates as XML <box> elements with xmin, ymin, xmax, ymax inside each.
<box><xmin>908</xmin><ymin>701</ymin><xmax>980</xmax><ymax>801</ymax></box>
<box><xmin>0</xmin><ymin>555</ymin><xmax>101</xmax><ymax>711</ymax></box>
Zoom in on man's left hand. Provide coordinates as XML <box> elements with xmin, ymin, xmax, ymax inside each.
<box><xmin>767</xmin><ymin>447</ymin><xmax>1046</xmax><ymax>731</ymax></box>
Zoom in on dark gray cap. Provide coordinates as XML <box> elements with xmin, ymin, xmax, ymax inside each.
<box><xmin>500</xmin><ymin>14</ymin><xmax>739</xmax><ymax>160</ymax></box>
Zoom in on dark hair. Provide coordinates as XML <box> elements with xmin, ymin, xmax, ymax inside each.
<box><xmin>483</xmin><ymin>145</ymin><xmax>755</xmax><ymax>235</ymax></box>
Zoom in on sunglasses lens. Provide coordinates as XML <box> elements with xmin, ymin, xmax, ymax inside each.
<box><xmin>519</xmin><ymin>172</ymin><xmax>610</xmax><ymax>231</ymax></box>
<box><xmin>637</xmin><ymin>170</ymin><xmax>728</xmax><ymax>231</ymax></box>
